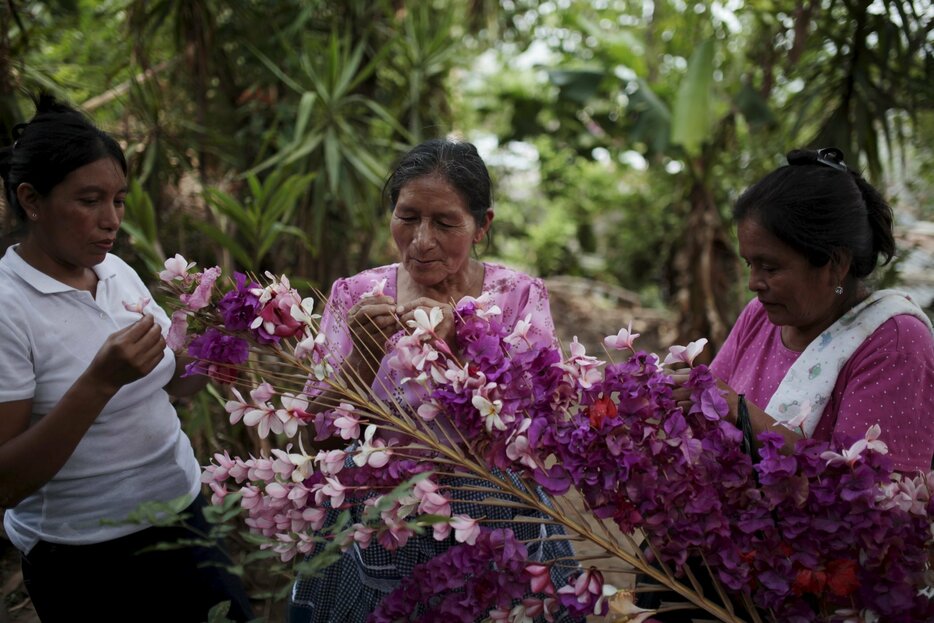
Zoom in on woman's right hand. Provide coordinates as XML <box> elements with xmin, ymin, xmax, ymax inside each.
<box><xmin>85</xmin><ymin>314</ymin><xmax>167</xmax><ymax>395</ymax></box>
<box><xmin>347</xmin><ymin>295</ymin><xmax>399</xmax><ymax>368</ymax></box>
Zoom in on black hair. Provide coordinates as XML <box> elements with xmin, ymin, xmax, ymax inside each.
<box><xmin>383</xmin><ymin>138</ymin><xmax>493</xmax><ymax>228</ymax></box>
<box><xmin>0</xmin><ymin>94</ymin><xmax>127</xmax><ymax>223</ymax></box>
<box><xmin>733</xmin><ymin>148</ymin><xmax>895</xmax><ymax>280</ymax></box>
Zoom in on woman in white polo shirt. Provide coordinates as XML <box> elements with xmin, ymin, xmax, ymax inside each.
<box><xmin>0</xmin><ymin>96</ymin><xmax>253</xmax><ymax>622</ymax></box>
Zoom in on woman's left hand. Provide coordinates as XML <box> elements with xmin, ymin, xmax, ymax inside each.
<box><xmin>398</xmin><ymin>297</ymin><xmax>457</xmax><ymax>352</ymax></box>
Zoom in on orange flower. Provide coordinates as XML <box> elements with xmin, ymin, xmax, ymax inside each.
<box><xmin>826</xmin><ymin>559</ymin><xmax>859</xmax><ymax>597</ymax></box>
<box><xmin>589</xmin><ymin>394</ymin><xmax>618</xmax><ymax>429</ymax></box>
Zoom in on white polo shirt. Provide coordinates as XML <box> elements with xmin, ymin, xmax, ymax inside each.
<box><xmin>0</xmin><ymin>246</ymin><xmax>201</xmax><ymax>553</ymax></box>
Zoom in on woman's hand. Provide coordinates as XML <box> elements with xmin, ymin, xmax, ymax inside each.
<box><xmin>85</xmin><ymin>314</ymin><xmax>167</xmax><ymax>394</ymax></box>
<box><xmin>398</xmin><ymin>297</ymin><xmax>457</xmax><ymax>353</ymax></box>
<box><xmin>347</xmin><ymin>295</ymin><xmax>399</xmax><ymax>368</ymax></box>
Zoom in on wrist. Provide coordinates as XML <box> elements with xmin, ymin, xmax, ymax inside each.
<box><xmin>78</xmin><ymin>369</ymin><xmax>122</xmax><ymax>400</ymax></box>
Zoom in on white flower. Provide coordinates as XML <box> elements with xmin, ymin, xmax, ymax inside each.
<box><xmin>407</xmin><ymin>306</ymin><xmax>443</xmax><ymax>335</ymax></box>
<box><xmin>603</xmin><ymin>320</ymin><xmax>640</xmax><ymax>351</ymax></box>
<box><xmin>472</xmin><ymin>393</ymin><xmax>506</xmax><ymax>432</ymax></box>
<box><xmin>663</xmin><ymin>338</ymin><xmax>708</xmax><ymax>367</ymax></box>
<box><xmin>159</xmin><ymin>253</ymin><xmax>196</xmax><ymax>282</ymax></box>
<box><xmin>504</xmin><ymin>314</ymin><xmax>533</xmax><ymax>347</ymax></box>
<box><xmin>353</xmin><ymin>425</ymin><xmax>391</xmax><ymax>468</ymax></box>
<box><xmin>290</xmin><ymin>296</ymin><xmax>320</xmax><ymax>326</ymax></box>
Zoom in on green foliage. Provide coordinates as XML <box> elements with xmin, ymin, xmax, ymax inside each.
<box><xmin>671</xmin><ymin>39</ymin><xmax>715</xmax><ymax>155</ymax></box>
<box><xmin>121</xmin><ymin>179</ymin><xmax>166</xmax><ymax>275</ymax></box>
<box><xmin>199</xmin><ymin>167</ymin><xmax>316</xmax><ymax>271</ymax></box>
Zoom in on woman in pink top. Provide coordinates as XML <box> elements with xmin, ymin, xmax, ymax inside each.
<box><xmin>709</xmin><ymin>148</ymin><xmax>934</xmax><ymax>473</ymax></box>
<box><xmin>289</xmin><ymin>139</ymin><xmax>579</xmax><ymax>623</ymax></box>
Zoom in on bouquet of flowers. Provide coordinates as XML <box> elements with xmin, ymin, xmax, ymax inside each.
<box><xmin>160</xmin><ymin>255</ymin><xmax>934</xmax><ymax>623</ymax></box>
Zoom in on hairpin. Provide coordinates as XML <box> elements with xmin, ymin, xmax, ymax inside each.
<box><xmin>814</xmin><ymin>147</ymin><xmax>847</xmax><ymax>172</ymax></box>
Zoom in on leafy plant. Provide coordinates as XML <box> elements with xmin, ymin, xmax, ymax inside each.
<box><xmin>198</xmin><ymin>167</ymin><xmax>316</xmax><ymax>273</ymax></box>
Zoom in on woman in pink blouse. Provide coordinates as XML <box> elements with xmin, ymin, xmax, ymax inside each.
<box><xmin>289</xmin><ymin>139</ymin><xmax>578</xmax><ymax>623</ymax></box>
<box><xmin>709</xmin><ymin>148</ymin><xmax>934</xmax><ymax>473</ymax></box>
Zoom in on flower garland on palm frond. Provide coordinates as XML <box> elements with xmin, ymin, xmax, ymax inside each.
<box><xmin>159</xmin><ymin>255</ymin><xmax>934</xmax><ymax>623</ymax></box>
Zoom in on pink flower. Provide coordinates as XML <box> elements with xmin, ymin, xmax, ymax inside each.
<box><xmin>166</xmin><ymin>310</ymin><xmax>189</xmax><ymax>350</ymax></box>
<box><xmin>314</xmin><ymin>476</ymin><xmax>347</xmax><ymax>508</ymax></box>
<box><xmin>821</xmin><ymin>424</ymin><xmax>889</xmax><ymax>467</ymax></box>
<box><xmin>850</xmin><ymin>423</ymin><xmax>888</xmax><ymax>456</ymax></box>
<box><xmin>506</xmin><ymin>420</ymin><xmax>538</xmax><ymax>469</ymax></box>
<box><xmin>352</xmin><ymin>425</ymin><xmax>392</xmax><ymax>468</ymax></box>
<box><xmin>243</xmin><ymin>405</ymin><xmax>280</xmax><ymax>439</ymax></box>
<box><xmin>207</xmin><ymin>481</ymin><xmax>228</xmax><ymax>505</ymax></box>
<box><xmin>352</xmin><ymin>523</ymin><xmax>376</xmax><ymax>549</ymax></box>
<box><xmin>251</xmin><ymin>292</ymin><xmax>304</xmax><ymax>339</ymax></box>
<box><xmin>281</xmin><ymin>438</ymin><xmax>315</xmax><ymax>482</ymax></box>
<box><xmin>776</xmin><ymin>401</ymin><xmax>813</xmax><ymax>432</ymax></box>
<box><xmin>298</xmin><ymin>507</ymin><xmax>325</xmax><ymax>531</ymax></box>
<box><xmin>250</xmin><ymin>381</ymin><xmax>275</xmax><ymax>404</ymax></box>
<box><xmin>603</xmin><ymin>320</ymin><xmax>640</xmax><ymax>351</ymax></box>
<box><xmin>122</xmin><ymin>296</ymin><xmax>150</xmax><ymax>315</ymax></box>
<box><xmin>450</xmin><ymin>514</ymin><xmax>481</xmax><ymax>545</ymax></box>
<box><xmin>415</xmin><ymin>479</ymin><xmax>451</xmax><ymax>516</ymax></box>
<box><xmin>224</xmin><ymin>387</ymin><xmax>251</xmax><ymax>425</ymax></box>
<box><xmin>315</xmin><ymin>449</ymin><xmax>346</xmax><ymax>476</ymax></box>
<box><xmin>526</xmin><ymin>563</ymin><xmax>556</xmax><ymax>596</ymax></box>
<box><xmin>332</xmin><ymin>403</ymin><xmax>361</xmax><ymax>440</ymax></box>
<box><xmin>556</xmin><ymin>337</ymin><xmax>605</xmax><ymax>389</ymax></box>
<box><xmin>662</xmin><ymin>338</ymin><xmax>708</xmax><ymax>367</ymax></box>
<box><xmin>159</xmin><ymin>253</ymin><xmax>196</xmax><ymax>283</ymax></box>
<box><xmin>378</xmin><ymin>517</ymin><xmax>415</xmax><ymax>551</ymax></box>
<box><xmin>275</xmin><ymin>392</ymin><xmax>311</xmax><ymax>437</ymax></box>
<box><xmin>416</xmin><ymin>402</ymin><xmax>440</xmax><ymax>421</ymax></box>
<box><xmin>558</xmin><ymin>567</ymin><xmax>604</xmax><ymax>608</ymax></box>
<box><xmin>362</xmin><ymin>278</ymin><xmax>387</xmax><ymax>298</ymax></box>
<box><xmin>504</xmin><ymin>313</ymin><xmax>533</xmax><ymax>348</ymax></box>
<box><xmin>181</xmin><ymin>266</ymin><xmax>221</xmax><ymax>311</ymax></box>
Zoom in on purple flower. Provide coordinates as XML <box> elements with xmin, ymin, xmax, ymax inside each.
<box><xmin>216</xmin><ymin>271</ymin><xmax>260</xmax><ymax>331</ymax></box>
<box><xmin>185</xmin><ymin>328</ymin><xmax>249</xmax><ymax>383</ymax></box>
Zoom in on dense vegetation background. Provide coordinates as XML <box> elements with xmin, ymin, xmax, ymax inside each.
<box><xmin>1</xmin><ymin>0</ymin><xmax>932</xmax><ymax>618</ymax></box>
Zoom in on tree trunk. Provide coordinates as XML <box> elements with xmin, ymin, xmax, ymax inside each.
<box><xmin>669</xmin><ymin>177</ymin><xmax>739</xmax><ymax>363</ymax></box>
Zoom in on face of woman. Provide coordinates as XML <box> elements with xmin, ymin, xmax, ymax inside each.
<box><xmin>21</xmin><ymin>157</ymin><xmax>127</xmax><ymax>279</ymax></box>
<box><xmin>738</xmin><ymin>217</ymin><xmax>843</xmax><ymax>346</ymax></box>
<box><xmin>391</xmin><ymin>175</ymin><xmax>489</xmax><ymax>289</ymax></box>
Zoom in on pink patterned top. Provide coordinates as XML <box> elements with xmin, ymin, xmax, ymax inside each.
<box><xmin>711</xmin><ymin>298</ymin><xmax>934</xmax><ymax>472</ymax></box>
<box><xmin>318</xmin><ymin>262</ymin><xmax>557</xmax><ymax>406</ymax></box>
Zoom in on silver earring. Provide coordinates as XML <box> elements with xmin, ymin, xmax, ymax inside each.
<box><xmin>834</xmin><ymin>285</ymin><xmax>844</xmax><ymax>295</ymax></box>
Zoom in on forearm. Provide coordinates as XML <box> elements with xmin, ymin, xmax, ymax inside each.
<box><xmin>164</xmin><ymin>356</ymin><xmax>209</xmax><ymax>398</ymax></box>
<box><xmin>0</xmin><ymin>374</ymin><xmax>117</xmax><ymax>508</ymax></box>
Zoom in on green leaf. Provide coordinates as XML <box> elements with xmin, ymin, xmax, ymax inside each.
<box><xmin>547</xmin><ymin>69</ymin><xmax>605</xmax><ymax>104</ymax></box>
<box><xmin>671</xmin><ymin>39</ymin><xmax>715</xmax><ymax>155</ymax></box>
<box><xmin>192</xmin><ymin>220</ymin><xmax>253</xmax><ymax>268</ymax></box>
